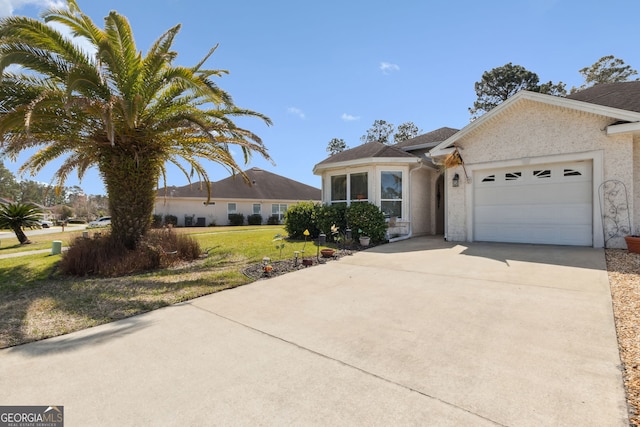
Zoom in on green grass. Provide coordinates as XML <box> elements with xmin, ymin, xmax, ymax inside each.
<box><xmin>0</xmin><ymin>225</ymin><xmax>333</xmax><ymax>349</ymax></box>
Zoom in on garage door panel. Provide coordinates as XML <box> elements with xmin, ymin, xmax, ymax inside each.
<box><xmin>473</xmin><ymin>162</ymin><xmax>592</xmax><ymax>246</ymax></box>
<box><xmin>474</xmin><ymin>223</ymin><xmax>592</xmax><ymax>246</ymax></box>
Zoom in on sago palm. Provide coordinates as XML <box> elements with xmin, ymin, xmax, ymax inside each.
<box><xmin>0</xmin><ymin>1</ymin><xmax>271</xmax><ymax>249</ymax></box>
<box><xmin>0</xmin><ymin>202</ymin><xmax>43</xmax><ymax>244</ymax></box>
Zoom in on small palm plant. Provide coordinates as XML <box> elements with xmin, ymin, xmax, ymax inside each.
<box><xmin>0</xmin><ymin>202</ymin><xmax>43</xmax><ymax>244</ymax></box>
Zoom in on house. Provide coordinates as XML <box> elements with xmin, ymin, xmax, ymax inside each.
<box><xmin>429</xmin><ymin>81</ymin><xmax>640</xmax><ymax>248</ymax></box>
<box><xmin>154</xmin><ymin>168</ymin><xmax>321</xmax><ymax>227</ymax></box>
<box><xmin>313</xmin><ymin>127</ymin><xmax>458</xmax><ymax>241</ymax></box>
<box><xmin>314</xmin><ymin>82</ymin><xmax>640</xmax><ymax>248</ymax></box>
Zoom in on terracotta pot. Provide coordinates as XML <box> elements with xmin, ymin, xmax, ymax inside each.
<box><xmin>320</xmin><ymin>248</ymin><xmax>336</xmax><ymax>258</ymax></box>
<box><xmin>302</xmin><ymin>259</ymin><xmax>313</xmax><ymax>267</ymax></box>
<box><xmin>625</xmin><ymin>236</ymin><xmax>640</xmax><ymax>254</ymax></box>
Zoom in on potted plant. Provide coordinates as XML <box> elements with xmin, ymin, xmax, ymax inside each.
<box><xmin>624</xmin><ymin>234</ymin><xmax>640</xmax><ymax>254</ymax></box>
<box><xmin>320</xmin><ymin>248</ymin><xmax>336</xmax><ymax>258</ymax></box>
<box><xmin>358</xmin><ymin>229</ymin><xmax>370</xmax><ymax>247</ymax></box>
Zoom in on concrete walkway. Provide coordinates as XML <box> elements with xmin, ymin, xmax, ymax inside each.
<box><xmin>0</xmin><ymin>237</ymin><xmax>629</xmax><ymax>426</ymax></box>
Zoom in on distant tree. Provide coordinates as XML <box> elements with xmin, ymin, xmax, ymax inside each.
<box><xmin>572</xmin><ymin>55</ymin><xmax>638</xmax><ymax>93</ymax></box>
<box><xmin>360</xmin><ymin>119</ymin><xmax>395</xmax><ymax>145</ymax></box>
<box><xmin>393</xmin><ymin>122</ymin><xmax>422</xmax><ymax>143</ymax></box>
<box><xmin>470</xmin><ymin>63</ymin><xmax>566</xmax><ymax>119</ymax></box>
<box><xmin>0</xmin><ymin>162</ymin><xmax>18</xmax><ymax>199</ymax></box>
<box><xmin>326</xmin><ymin>138</ymin><xmax>348</xmax><ymax>155</ymax></box>
<box><xmin>0</xmin><ymin>201</ymin><xmax>43</xmax><ymax>244</ymax></box>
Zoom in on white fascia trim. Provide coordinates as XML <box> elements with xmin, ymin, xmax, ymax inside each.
<box><xmin>430</xmin><ymin>90</ymin><xmax>640</xmax><ymax>156</ymax></box>
<box><xmin>313</xmin><ymin>157</ymin><xmax>420</xmax><ymax>174</ymax></box>
<box><xmin>400</xmin><ymin>142</ymin><xmax>441</xmax><ymax>151</ymax></box>
<box><xmin>607</xmin><ymin>121</ymin><xmax>640</xmax><ymax>135</ymax></box>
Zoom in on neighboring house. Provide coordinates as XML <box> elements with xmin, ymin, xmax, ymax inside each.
<box><xmin>314</xmin><ymin>82</ymin><xmax>640</xmax><ymax>248</ymax></box>
<box><xmin>313</xmin><ymin>127</ymin><xmax>458</xmax><ymax>241</ymax></box>
<box><xmin>154</xmin><ymin>168</ymin><xmax>321</xmax><ymax>227</ymax></box>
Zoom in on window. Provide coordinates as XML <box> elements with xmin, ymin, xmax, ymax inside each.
<box><xmin>331</xmin><ymin>175</ymin><xmax>347</xmax><ymax>203</ymax></box>
<box><xmin>227</xmin><ymin>203</ymin><xmax>237</xmax><ymax>214</ymax></box>
<box><xmin>381</xmin><ymin>171</ymin><xmax>402</xmax><ymax>218</ymax></box>
<box><xmin>272</xmin><ymin>204</ymin><xmax>287</xmax><ymax>221</ymax></box>
<box><xmin>505</xmin><ymin>172</ymin><xmax>522</xmax><ymax>181</ymax></box>
<box><xmin>350</xmin><ymin>172</ymin><xmax>368</xmax><ymax>201</ymax></box>
<box><xmin>253</xmin><ymin>204</ymin><xmax>261</xmax><ymax>215</ymax></box>
<box><xmin>534</xmin><ymin>169</ymin><xmax>551</xmax><ymax>179</ymax></box>
<box><xmin>564</xmin><ymin>169</ymin><xmax>582</xmax><ymax>177</ymax></box>
<box><xmin>482</xmin><ymin>175</ymin><xmax>495</xmax><ymax>183</ymax></box>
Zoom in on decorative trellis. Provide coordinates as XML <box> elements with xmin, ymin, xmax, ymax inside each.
<box><xmin>598</xmin><ymin>180</ymin><xmax>631</xmax><ymax>248</ymax></box>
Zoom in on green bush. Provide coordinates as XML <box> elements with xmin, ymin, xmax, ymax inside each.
<box><xmin>284</xmin><ymin>201</ymin><xmax>320</xmax><ymax>239</ymax></box>
<box><xmin>228</xmin><ymin>213</ymin><xmax>245</xmax><ymax>226</ymax></box>
<box><xmin>151</xmin><ymin>214</ymin><xmax>162</xmax><ymax>228</ymax></box>
<box><xmin>247</xmin><ymin>214</ymin><xmax>263</xmax><ymax>225</ymax></box>
<box><xmin>164</xmin><ymin>214</ymin><xmax>178</xmax><ymax>227</ymax></box>
<box><xmin>315</xmin><ymin>203</ymin><xmax>348</xmax><ymax>242</ymax></box>
<box><xmin>346</xmin><ymin>202</ymin><xmax>387</xmax><ymax>242</ymax></box>
<box><xmin>267</xmin><ymin>215</ymin><xmax>281</xmax><ymax>225</ymax></box>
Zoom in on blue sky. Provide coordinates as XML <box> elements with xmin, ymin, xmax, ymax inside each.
<box><xmin>3</xmin><ymin>0</ymin><xmax>640</xmax><ymax>195</ymax></box>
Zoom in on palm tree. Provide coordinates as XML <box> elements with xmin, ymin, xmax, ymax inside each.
<box><xmin>0</xmin><ymin>202</ymin><xmax>43</xmax><ymax>244</ymax></box>
<box><xmin>0</xmin><ymin>1</ymin><xmax>271</xmax><ymax>249</ymax></box>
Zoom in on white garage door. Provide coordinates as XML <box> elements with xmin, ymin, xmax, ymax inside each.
<box><xmin>473</xmin><ymin>161</ymin><xmax>593</xmax><ymax>246</ymax></box>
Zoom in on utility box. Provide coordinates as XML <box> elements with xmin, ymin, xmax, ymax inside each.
<box><xmin>51</xmin><ymin>240</ymin><xmax>63</xmax><ymax>255</ymax></box>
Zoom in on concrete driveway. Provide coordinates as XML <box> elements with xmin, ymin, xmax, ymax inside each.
<box><xmin>0</xmin><ymin>237</ymin><xmax>628</xmax><ymax>426</ymax></box>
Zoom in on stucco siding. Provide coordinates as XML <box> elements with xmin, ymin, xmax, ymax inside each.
<box><xmin>154</xmin><ymin>198</ymin><xmax>303</xmax><ymax>226</ymax></box>
<box><xmin>445</xmin><ymin>100</ymin><xmax>634</xmax><ymax>247</ymax></box>
<box><xmin>409</xmin><ymin>166</ymin><xmax>434</xmax><ymax>236</ymax></box>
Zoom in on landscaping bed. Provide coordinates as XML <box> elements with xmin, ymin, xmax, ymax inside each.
<box><xmin>606</xmin><ymin>249</ymin><xmax>640</xmax><ymax>426</ymax></box>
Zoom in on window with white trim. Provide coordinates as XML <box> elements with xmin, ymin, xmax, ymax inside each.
<box><xmin>331</xmin><ymin>175</ymin><xmax>347</xmax><ymax>204</ymax></box>
<box><xmin>227</xmin><ymin>203</ymin><xmax>237</xmax><ymax>214</ymax></box>
<box><xmin>350</xmin><ymin>172</ymin><xmax>368</xmax><ymax>202</ymax></box>
<box><xmin>381</xmin><ymin>171</ymin><xmax>402</xmax><ymax>218</ymax></box>
<box><xmin>272</xmin><ymin>204</ymin><xmax>287</xmax><ymax>221</ymax></box>
<box><xmin>253</xmin><ymin>204</ymin><xmax>261</xmax><ymax>215</ymax></box>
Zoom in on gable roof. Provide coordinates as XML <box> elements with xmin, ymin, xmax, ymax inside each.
<box><xmin>316</xmin><ymin>141</ymin><xmax>416</xmax><ymax>166</ymax></box>
<box><xmin>566</xmin><ymin>81</ymin><xmax>640</xmax><ymax>113</ymax></box>
<box><xmin>393</xmin><ymin>127</ymin><xmax>460</xmax><ymax>150</ymax></box>
<box><xmin>158</xmin><ymin>168</ymin><xmax>320</xmax><ymax>200</ymax></box>
<box><xmin>430</xmin><ymin>88</ymin><xmax>640</xmax><ymax>156</ymax></box>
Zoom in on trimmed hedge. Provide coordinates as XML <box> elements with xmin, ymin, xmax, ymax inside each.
<box><xmin>228</xmin><ymin>213</ymin><xmax>245</xmax><ymax>226</ymax></box>
<box><xmin>247</xmin><ymin>214</ymin><xmax>263</xmax><ymax>225</ymax></box>
<box><xmin>284</xmin><ymin>201</ymin><xmax>387</xmax><ymax>243</ymax></box>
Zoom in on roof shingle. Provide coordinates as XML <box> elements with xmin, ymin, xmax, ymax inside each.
<box><xmin>158</xmin><ymin>168</ymin><xmax>320</xmax><ymax>200</ymax></box>
<box><xmin>566</xmin><ymin>81</ymin><xmax>640</xmax><ymax>113</ymax></box>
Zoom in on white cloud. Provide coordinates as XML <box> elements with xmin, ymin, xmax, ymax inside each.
<box><xmin>341</xmin><ymin>113</ymin><xmax>360</xmax><ymax>122</ymax></box>
<box><xmin>0</xmin><ymin>0</ymin><xmax>65</xmax><ymax>17</ymax></box>
<box><xmin>287</xmin><ymin>107</ymin><xmax>305</xmax><ymax>119</ymax></box>
<box><xmin>380</xmin><ymin>62</ymin><xmax>400</xmax><ymax>75</ymax></box>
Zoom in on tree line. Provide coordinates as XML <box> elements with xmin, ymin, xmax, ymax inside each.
<box><xmin>0</xmin><ymin>162</ymin><xmax>108</xmax><ymax>221</ymax></box>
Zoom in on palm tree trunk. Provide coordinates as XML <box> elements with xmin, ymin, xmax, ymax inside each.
<box><xmin>12</xmin><ymin>226</ymin><xmax>30</xmax><ymax>244</ymax></box>
<box><xmin>101</xmin><ymin>153</ymin><xmax>160</xmax><ymax>249</ymax></box>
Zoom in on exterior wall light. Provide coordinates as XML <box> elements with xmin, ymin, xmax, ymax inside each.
<box><xmin>452</xmin><ymin>173</ymin><xmax>460</xmax><ymax>187</ymax></box>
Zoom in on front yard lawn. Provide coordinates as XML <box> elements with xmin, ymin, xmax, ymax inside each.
<box><xmin>0</xmin><ymin>226</ymin><xmax>328</xmax><ymax>348</ymax></box>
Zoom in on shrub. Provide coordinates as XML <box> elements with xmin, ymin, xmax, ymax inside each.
<box><xmin>164</xmin><ymin>214</ymin><xmax>178</xmax><ymax>227</ymax></box>
<box><xmin>228</xmin><ymin>213</ymin><xmax>245</xmax><ymax>226</ymax></box>
<box><xmin>315</xmin><ymin>203</ymin><xmax>348</xmax><ymax>242</ymax></box>
<box><xmin>346</xmin><ymin>202</ymin><xmax>387</xmax><ymax>242</ymax></box>
<box><xmin>284</xmin><ymin>201</ymin><xmax>320</xmax><ymax>239</ymax></box>
<box><xmin>151</xmin><ymin>214</ymin><xmax>163</xmax><ymax>228</ymax></box>
<box><xmin>59</xmin><ymin>229</ymin><xmax>201</xmax><ymax>277</ymax></box>
<box><xmin>267</xmin><ymin>215</ymin><xmax>280</xmax><ymax>225</ymax></box>
<box><xmin>247</xmin><ymin>214</ymin><xmax>263</xmax><ymax>225</ymax></box>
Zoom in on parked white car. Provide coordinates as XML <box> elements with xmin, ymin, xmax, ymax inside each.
<box><xmin>39</xmin><ymin>219</ymin><xmax>54</xmax><ymax>228</ymax></box>
<box><xmin>87</xmin><ymin>216</ymin><xmax>111</xmax><ymax>228</ymax></box>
